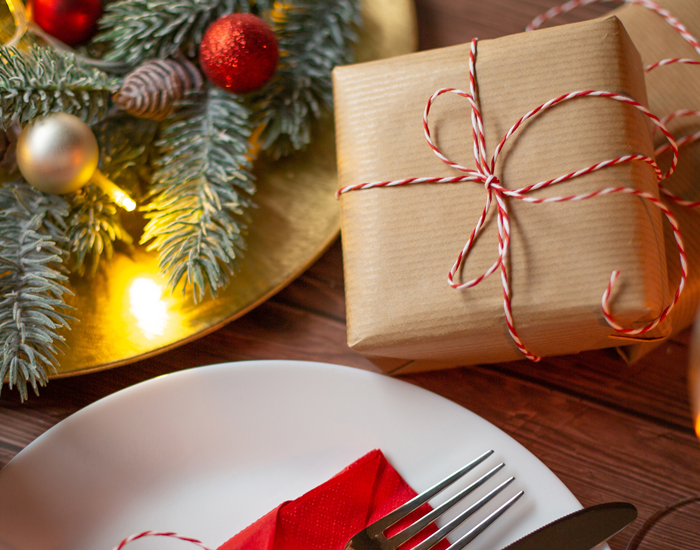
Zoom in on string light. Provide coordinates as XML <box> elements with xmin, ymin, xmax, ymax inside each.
<box><xmin>92</xmin><ymin>169</ymin><xmax>137</xmax><ymax>212</ymax></box>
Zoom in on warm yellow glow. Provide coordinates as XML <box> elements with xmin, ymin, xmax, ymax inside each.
<box><xmin>690</xmin><ymin>360</ymin><xmax>700</xmax><ymax>440</ymax></box>
<box><xmin>128</xmin><ymin>277</ymin><xmax>169</xmax><ymax>339</ymax></box>
<box><xmin>3</xmin><ymin>0</ymin><xmax>28</xmax><ymax>48</ymax></box>
<box><xmin>247</xmin><ymin>123</ymin><xmax>266</xmax><ymax>161</ymax></box>
<box><xmin>91</xmin><ymin>169</ymin><xmax>137</xmax><ymax>212</ymax></box>
<box><xmin>270</xmin><ymin>1</ymin><xmax>292</xmax><ymax>24</ymax></box>
<box><xmin>116</xmin><ymin>193</ymin><xmax>136</xmax><ymax>212</ymax></box>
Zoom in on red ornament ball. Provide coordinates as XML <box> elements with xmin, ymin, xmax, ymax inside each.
<box><xmin>199</xmin><ymin>13</ymin><xmax>279</xmax><ymax>94</ymax></box>
<box><xmin>30</xmin><ymin>0</ymin><xmax>103</xmax><ymax>46</ymax></box>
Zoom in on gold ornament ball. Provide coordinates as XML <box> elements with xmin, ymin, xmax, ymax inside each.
<box><xmin>16</xmin><ymin>113</ymin><xmax>99</xmax><ymax>194</ymax></box>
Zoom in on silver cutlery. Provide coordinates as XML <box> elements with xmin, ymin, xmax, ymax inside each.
<box><xmin>343</xmin><ymin>450</ymin><xmax>636</xmax><ymax>550</ymax></box>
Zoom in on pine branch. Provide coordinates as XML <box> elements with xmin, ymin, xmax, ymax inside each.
<box><xmin>0</xmin><ymin>181</ymin><xmax>72</xmax><ymax>401</ymax></box>
<box><xmin>0</xmin><ymin>47</ymin><xmax>119</xmax><ymax>130</ymax></box>
<box><xmin>141</xmin><ymin>86</ymin><xmax>255</xmax><ymax>302</ymax></box>
<box><xmin>65</xmin><ymin>115</ymin><xmax>157</xmax><ymax>277</ymax></box>
<box><xmin>95</xmin><ymin>113</ymin><xmax>158</xmax><ymax>197</ymax></box>
<box><xmin>253</xmin><ymin>0</ymin><xmax>361</xmax><ymax>158</ymax></box>
<box><xmin>65</xmin><ymin>185</ymin><xmax>132</xmax><ymax>277</ymax></box>
<box><xmin>96</xmin><ymin>0</ymin><xmax>274</xmax><ymax>67</ymax></box>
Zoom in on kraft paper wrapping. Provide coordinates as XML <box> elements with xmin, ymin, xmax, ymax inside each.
<box><xmin>333</xmin><ymin>17</ymin><xmax>670</xmax><ymax>374</ymax></box>
<box><xmin>611</xmin><ymin>0</ymin><xmax>700</xmax><ymax>363</ymax></box>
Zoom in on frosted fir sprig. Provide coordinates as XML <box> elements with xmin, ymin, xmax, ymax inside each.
<box><xmin>0</xmin><ymin>46</ymin><xmax>119</xmax><ymax>130</ymax></box>
<box><xmin>0</xmin><ymin>182</ymin><xmax>73</xmax><ymax>400</ymax></box>
<box><xmin>253</xmin><ymin>0</ymin><xmax>361</xmax><ymax>158</ymax></box>
<box><xmin>96</xmin><ymin>0</ymin><xmax>275</xmax><ymax>67</ymax></box>
<box><xmin>140</xmin><ymin>86</ymin><xmax>255</xmax><ymax>302</ymax></box>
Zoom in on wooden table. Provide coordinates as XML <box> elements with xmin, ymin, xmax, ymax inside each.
<box><xmin>2</xmin><ymin>1</ymin><xmax>699</xmax><ymax>548</ymax></box>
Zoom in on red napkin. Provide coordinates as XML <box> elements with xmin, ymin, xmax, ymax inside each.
<box><xmin>218</xmin><ymin>450</ymin><xmax>451</xmax><ymax>550</ymax></box>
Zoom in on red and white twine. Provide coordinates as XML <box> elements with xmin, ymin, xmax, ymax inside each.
<box><xmin>336</xmin><ymin>38</ymin><xmax>687</xmax><ymax>362</ymax></box>
<box><xmin>113</xmin><ymin>531</ymin><xmax>211</xmax><ymax>550</ymax></box>
<box><xmin>528</xmin><ymin>0</ymin><xmax>700</xmax><ymax>208</ymax></box>
<box><xmin>527</xmin><ymin>0</ymin><xmax>700</xmax><ymax>76</ymax></box>
<box><xmin>653</xmin><ymin>109</ymin><xmax>700</xmax><ymax>208</ymax></box>
<box><xmin>527</xmin><ymin>0</ymin><xmax>700</xmax><ymax>60</ymax></box>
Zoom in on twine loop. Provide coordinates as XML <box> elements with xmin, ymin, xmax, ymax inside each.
<box><xmin>337</xmin><ymin>38</ymin><xmax>687</xmax><ymax>361</ymax></box>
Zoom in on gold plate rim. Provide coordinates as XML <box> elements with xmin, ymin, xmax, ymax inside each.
<box><xmin>52</xmin><ymin>227</ymin><xmax>341</xmax><ymax>379</ymax></box>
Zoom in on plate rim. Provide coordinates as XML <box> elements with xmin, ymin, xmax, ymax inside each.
<box><xmin>0</xmin><ymin>360</ymin><xmax>589</xmax><ymax>550</ymax></box>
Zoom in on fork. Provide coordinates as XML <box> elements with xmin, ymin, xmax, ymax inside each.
<box><xmin>343</xmin><ymin>449</ymin><xmax>523</xmax><ymax>550</ymax></box>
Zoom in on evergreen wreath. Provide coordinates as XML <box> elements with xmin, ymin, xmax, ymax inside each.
<box><xmin>0</xmin><ymin>0</ymin><xmax>361</xmax><ymax>400</ymax></box>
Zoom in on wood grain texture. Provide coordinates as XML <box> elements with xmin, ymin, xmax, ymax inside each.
<box><xmin>402</xmin><ymin>365</ymin><xmax>700</xmax><ymax>549</ymax></box>
<box><xmin>2</xmin><ymin>2</ymin><xmax>700</xmax><ymax>550</ymax></box>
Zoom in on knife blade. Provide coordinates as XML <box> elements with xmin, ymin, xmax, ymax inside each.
<box><xmin>501</xmin><ymin>502</ymin><xmax>637</xmax><ymax>550</ymax></box>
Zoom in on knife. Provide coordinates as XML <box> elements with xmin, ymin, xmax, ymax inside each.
<box><xmin>501</xmin><ymin>502</ymin><xmax>637</xmax><ymax>550</ymax></box>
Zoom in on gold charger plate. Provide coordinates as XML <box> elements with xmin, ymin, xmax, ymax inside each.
<box><xmin>52</xmin><ymin>0</ymin><xmax>418</xmax><ymax>377</ymax></box>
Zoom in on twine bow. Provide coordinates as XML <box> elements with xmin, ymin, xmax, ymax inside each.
<box><xmin>337</xmin><ymin>38</ymin><xmax>687</xmax><ymax>362</ymax></box>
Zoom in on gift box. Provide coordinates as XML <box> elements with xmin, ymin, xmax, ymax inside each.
<box><xmin>609</xmin><ymin>0</ymin><xmax>700</xmax><ymax>362</ymax></box>
<box><xmin>333</xmin><ymin>16</ymin><xmax>671</xmax><ymax>374</ymax></box>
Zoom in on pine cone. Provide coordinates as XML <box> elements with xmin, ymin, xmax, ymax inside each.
<box><xmin>114</xmin><ymin>57</ymin><xmax>203</xmax><ymax>120</ymax></box>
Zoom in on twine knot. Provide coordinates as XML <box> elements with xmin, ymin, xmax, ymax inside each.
<box><xmin>483</xmin><ymin>174</ymin><xmax>499</xmax><ymax>191</ymax></box>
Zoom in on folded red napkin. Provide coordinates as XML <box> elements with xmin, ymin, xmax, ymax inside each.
<box><xmin>218</xmin><ymin>450</ymin><xmax>450</xmax><ymax>550</ymax></box>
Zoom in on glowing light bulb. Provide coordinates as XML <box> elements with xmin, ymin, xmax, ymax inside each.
<box><xmin>128</xmin><ymin>277</ymin><xmax>169</xmax><ymax>339</ymax></box>
<box><xmin>115</xmin><ymin>191</ymin><xmax>136</xmax><ymax>212</ymax></box>
<box><xmin>91</xmin><ymin>169</ymin><xmax>137</xmax><ymax>212</ymax></box>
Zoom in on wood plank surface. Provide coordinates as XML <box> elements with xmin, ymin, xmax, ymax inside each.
<box><xmin>2</xmin><ymin>1</ymin><xmax>700</xmax><ymax>550</ymax></box>
<box><xmin>403</xmin><ymin>365</ymin><xmax>700</xmax><ymax>549</ymax></box>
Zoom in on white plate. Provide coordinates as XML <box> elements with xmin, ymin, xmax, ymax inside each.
<box><xmin>0</xmin><ymin>361</ymin><xmax>586</xmax><ymax>550</ymax></box>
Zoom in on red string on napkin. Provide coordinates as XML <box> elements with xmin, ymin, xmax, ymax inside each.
<box><xmin>114</xmin><ymin>450</ymin><xmax>450</xmax><ymax>550</ymax></box>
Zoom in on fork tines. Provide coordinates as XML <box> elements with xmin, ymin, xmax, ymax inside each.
<box><xmin>363</xmin><ymin>450</ymin><xmax>524</xmax><ymax>550</ymax></box>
